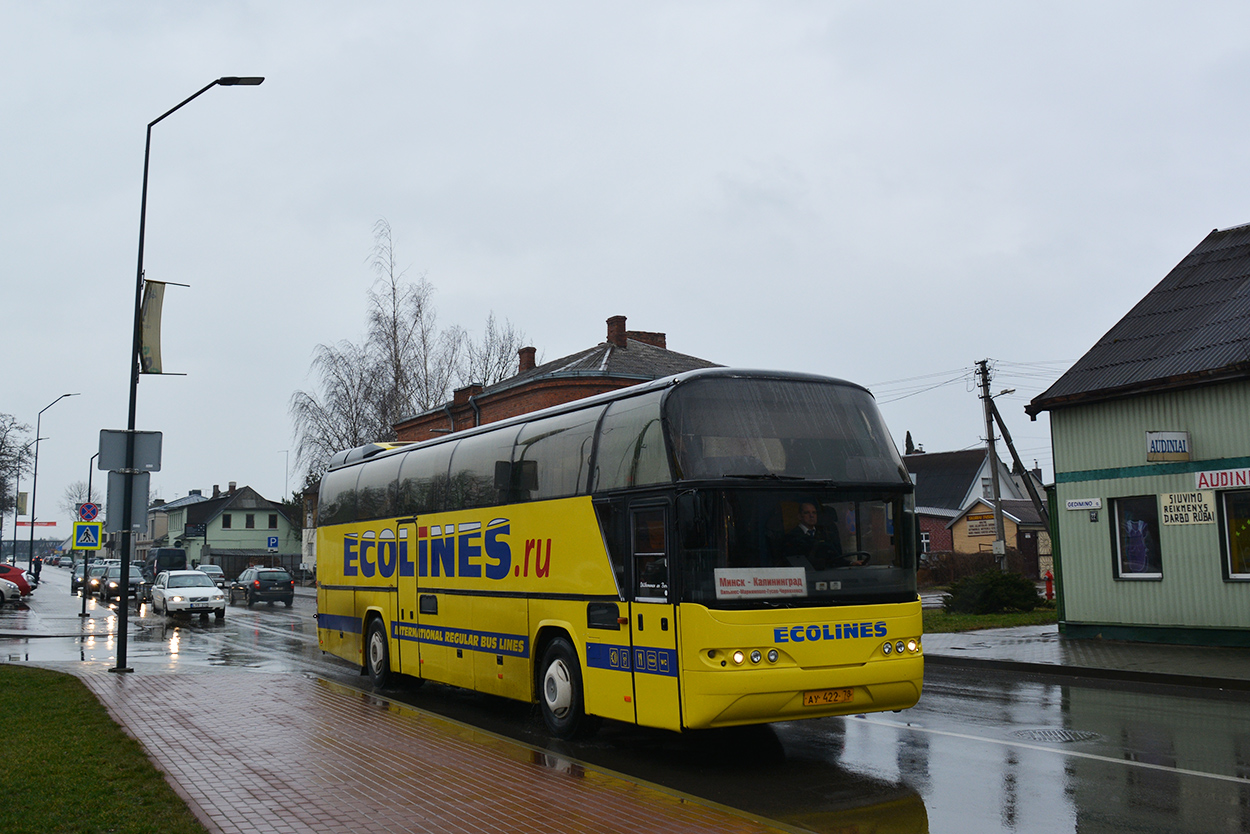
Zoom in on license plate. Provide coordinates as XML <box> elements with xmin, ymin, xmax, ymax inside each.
<box><xmin>803</xmin><ymin>688</ymin><xmax>854</xmax><ymax>707</ymax></box>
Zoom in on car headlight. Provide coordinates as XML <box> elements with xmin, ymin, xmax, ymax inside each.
<box><xmin>211</xmin><ymin>594</ymin><xmax>224</xmax><ymax>602</ymax></box>
<box><xmin>170</xmin><ymin>596</ymin><xmax>184</xmax><ymax>603</ymax></box>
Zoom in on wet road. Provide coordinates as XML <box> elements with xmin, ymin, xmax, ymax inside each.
<box><xmin>6</xmin><ymin>566</ymin><xmax>1250</xmax><ymax>833</ymax></box>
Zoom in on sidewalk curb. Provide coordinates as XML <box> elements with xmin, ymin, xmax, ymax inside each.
<box><xmin>925</xmin><ymin>653</ymin><xmax>1250</xmax><ymax>693</ymax></box>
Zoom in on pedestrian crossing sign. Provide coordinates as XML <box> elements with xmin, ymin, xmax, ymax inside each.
<box><xmin>74</xmin><ymin>521</ymin><xmax>104</xmax><ymax>550</ymax></box>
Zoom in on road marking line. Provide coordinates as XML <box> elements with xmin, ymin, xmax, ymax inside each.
<box><xmin>855</xmin><ymin>716</ymin><xmax>1250</xmax><ymax>786</ymax></box>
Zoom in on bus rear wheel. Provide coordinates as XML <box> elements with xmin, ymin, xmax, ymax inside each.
<box><xmin>539</xmin><ymin>637</ymin><xmax>597</xmax><ymax>739</ymax></box>
<box><xmin>365</xmin><ymin>618</ymin><xmax>392</xmax><ymax>689</ymax></box>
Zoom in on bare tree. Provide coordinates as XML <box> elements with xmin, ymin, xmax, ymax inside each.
<box><xmin>290</xmin><ymin>220</ymin><xmax>536</xmax><ymax>484</ymax></box>
<box><xmin>462</xmin><ymin>312</ymin><xmax>529</xmax><ymax>387</ymax></box>
<box><xmin>366</xmin><ymin>218</ymin><xmax>464</xmax><ymax>420</ymax></box>
<box><xmin>60</xmin><ymin>480</ymin><xmax>103</xmax><ymax>520</ymax></box>
<box><xmin>290</xmin><ymin>340</ymin><xmax>391</xmax><ymax>477</ymax></box>
<box><xmin>0</xmin><ymin>414</ymin><xmax>33</xmax><ymax>517</ymax></box>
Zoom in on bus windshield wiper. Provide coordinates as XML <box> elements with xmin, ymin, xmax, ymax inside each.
<box><xmin>722</xmin><ymin>473</ymin><xmax>805</xmax><ymax>480</ymax></box>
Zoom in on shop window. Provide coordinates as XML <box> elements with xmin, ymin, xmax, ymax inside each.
<box><xmin>1221</xmin><ymin>490</ymin><xmax>1250</xmax><ymax>579</ymax></box>
<box><xmin>1112</xmin><ymin>496</ymin><xmax>1162</xmax><ymax>579</ymax></box>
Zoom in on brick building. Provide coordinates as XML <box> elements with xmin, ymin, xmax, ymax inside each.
<box><xmin>394</xmin><ymin>315</ymin><xmax>720</xmax><ymax>441</ymax></box>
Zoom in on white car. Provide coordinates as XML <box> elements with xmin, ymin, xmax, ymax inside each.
<box><xmin>0</xmin><ymin>578</ymin><xmax>19</xmax><ymax>606</ymax></box>
<box><xmin>151</xmin><ymin>570</ymin><xmax>226</xmax><ymax>620</ymax></box>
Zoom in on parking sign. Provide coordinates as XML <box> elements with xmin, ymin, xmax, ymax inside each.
<box><xmin>266</xmin><ymin>535</ymin><xmax>279</xmax><ymax>552</ymax></box>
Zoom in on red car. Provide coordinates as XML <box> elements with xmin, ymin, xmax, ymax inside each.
<box><xmin>0</xmin><ymin>564</ymin><xmax>33</xmax><ymax>596</ymax></box>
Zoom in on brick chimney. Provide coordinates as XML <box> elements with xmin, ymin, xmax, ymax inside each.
<box><xmin>453</xmin><ymin>383</ymin><xmax>484</xmax><ymax>406</ymax></box>
<box><xmin>228</xmin><ymin>481</ymin><xmax>237</xmax><ymax>494</ymax></box>
<box><xmin>626</xmin><ymin>329</ymin><xmax>666</xmax><ymax>350</ymax></box>
<box><xmin>518</xmin><ymin>346</ymin><xmax>536</xmax><ymax>373</ymax></box>
<box><xmin>213</xmin><ymin>484</ymin><xmax>220</xmax><ymax>499</ymax></box>
<box><xmin>607</xmin><ymin>315</ymin><xmax>627</xmax><ymax>348</ymax></box>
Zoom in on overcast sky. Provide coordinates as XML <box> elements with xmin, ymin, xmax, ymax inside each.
<box><xmin>6</xmin><ymin>2</ymin><xmax>1249</xmax><ymax>538</ymax></box>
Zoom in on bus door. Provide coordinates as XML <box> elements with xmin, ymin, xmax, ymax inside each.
<box><xmin>394</xmin><ymin>520</ymin><xmax>420</xmax><ymax>678</ymax></box>
<box><xmin>628</xmin><ymin>502</ymin><xmax>682</xmax><ymax>731</ymax></box>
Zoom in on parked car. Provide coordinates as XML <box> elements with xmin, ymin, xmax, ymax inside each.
<box><xmin>196</xmin><ymin>564</ymin><xmax>226</xmax><ymax>589</ymax></box>
<box><xmin>85</xmin><ymin>564</ymin><xmax>108</xmax><ymax>597</ymax></box>
<box><xmin>0</xmin><ymin>564</ymin><xmax>33</xmax><ymax>596</ymax></box>
<box><xmin>229</xmin><ymin>567</ymin><xmax>295</xmax><ymax>607</ymax></box>
<box><xmin>150</xmin><ymin>570</ymin><xmax>226</xmax><ymax>620</ymax></box>
<box><xmin>98</xmin><ymin>564</ymin><xmax>144</xmax><ymax>602</ymax></box>
<box><xmin>0</xmin><ymin>578</ymin><xmax>20</xmax><ymax>606</ymax></box>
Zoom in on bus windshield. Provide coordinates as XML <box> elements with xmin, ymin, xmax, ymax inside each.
<box><xmin>665</xmin><ymin>376</ymin><xmax>906</xmax><ymax>484</ymax></box>
<box><xmin>678</xmin><ymin>488</ymin><xmax>917</xmax><ymax>607</ymax></box>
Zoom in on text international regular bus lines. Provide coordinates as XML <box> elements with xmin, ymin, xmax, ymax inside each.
<box><xmin>315</xmin><ymin>368</ymin><xmax>923</xmax><ymax>738</ymax></box>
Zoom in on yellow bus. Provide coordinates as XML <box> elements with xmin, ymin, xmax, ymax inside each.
<box><xmin>316</xmin><ymin>368</ymin><xmax>923</xmax><ymax>738</ymax></box>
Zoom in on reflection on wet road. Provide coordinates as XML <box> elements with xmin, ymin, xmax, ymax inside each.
<box><xmin>6</xmin><ymin>567</ymin><xmax>1250</xmax><ymax>833</ymax></box>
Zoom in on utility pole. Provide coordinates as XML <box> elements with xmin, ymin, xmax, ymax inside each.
<box><xmin>977</xmin><ymin>359</ymin><xmax>1007</xmax><ymax>570</ymax></box>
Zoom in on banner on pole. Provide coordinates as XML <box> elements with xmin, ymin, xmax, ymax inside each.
<box><xmin>140</xmin><ymin>280</ymin><xmax>166</xmax><ymax>373</ymax></box>
<box><xmin>16</xmin><ymin>491</ymin><xmax>26</xmax><ymax>516</ymax></box>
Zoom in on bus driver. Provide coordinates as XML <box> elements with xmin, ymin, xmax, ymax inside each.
<box><xmin>784</xmin><ymin>502</ymin><xmax>867</xmax><ymax>569</ymax></box>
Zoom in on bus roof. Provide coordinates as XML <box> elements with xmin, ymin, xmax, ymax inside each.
<box><xmin>326</xmin><ymin>367</ymin><xmax>873</xmax><ymax>472</ymax></box>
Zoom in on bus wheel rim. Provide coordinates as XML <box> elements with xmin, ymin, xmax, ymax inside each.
<box><xmin>369</xmin><ymin>630</ymin><xmax>385</xmax><ymax>670</ymax></box>
<box><xmin>544</xmin><ymin>659</ymin><xmax>572</xmax><ymax>717</ymax></box>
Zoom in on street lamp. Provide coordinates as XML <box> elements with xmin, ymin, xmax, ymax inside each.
<box><xmin>7</xmin><ymin>437</ymin><xmax>41</xmax><ymax>566</ymax></box>
<box><xmin>28</xmin><ymin>393</ymin><xmax>80</xmax><ymax>573</ymax></box>
<box><xmin>113</xmin><ymin>76</ymin><xmax>264</xmax><ymax>675</ymax></box>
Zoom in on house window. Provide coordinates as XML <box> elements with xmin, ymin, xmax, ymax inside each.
<box><xmin>268</xmin><ymin>514</ymin><xmax>278</xmax><ymax>529</ymax></box>
<box><xmin>222</xmin><ymin>514</ymin><xmax>232</xmax><ymax>529</ymax></box>
<box><xmin>1112</xmin><ymin>496</ymin><xmax>1162</xmax><ymax>579</ymax></box>
<box><xmin>1221</xmin><ymin>490</ymin><xmax>1250</xmax><ymax>579</ymax></box>
<box><xmin>920</xmin><ymin>531</ymin><xmax>930</xmax><ymax>553</ymax></box>
<box><xmin>245</xmin><ymin>514</ymin><xmax>255</xmax><ymax>529</ymax></box>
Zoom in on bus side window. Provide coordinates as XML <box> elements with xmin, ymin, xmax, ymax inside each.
<box><xmin>633</xmin><ymin>507</ymin><xmax>669</xmax><ymax>601</ymax></box>
<box><xmin>594</xmin><ymin>501</ymin><xmax>627</xmax><ymax>599</ymax></box>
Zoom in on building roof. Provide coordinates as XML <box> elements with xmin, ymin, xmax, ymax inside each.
<box><xmin>1028</xmin><ymin>224</ymin><xmax>1250</xmax><ymax>416</ymax></box>
<box><xmin>396</xmin><ymin>315</ymin><xmax>721</xmax><ymax>426</ymax></box>
<box><xmin>182</xmin><ymin>486</ymin><xmax>290</xmax><ymax>527</ymax></box>
<box><xmin>947</xmin><ymin>498</ymin><xmax>1044</xmax><ymax>529</ymax></box>
<box><xmin>482</xmin><ymin>337</ymin><xmax>719</xmax><ymax>397</ymax></box>
<box><xmin>152</xmin><ymin>492</ymin><xmax>209</xmax><ymax>512</ymax></box>
<box><xmin>904</xmin><ymin>449</ymin><xmax>987</xmax><ymax>513</ymax></box>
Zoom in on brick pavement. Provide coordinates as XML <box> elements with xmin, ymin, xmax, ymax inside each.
<box><xmin>75</xmin><ymin>668</ymin><xmax>791</xmax><ymax>834</ymax></box>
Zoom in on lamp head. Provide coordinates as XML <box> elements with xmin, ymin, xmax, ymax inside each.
<box><xmin>218</xmin><ymin>77</ymin><xmax>265</xmax><ymax>86</ymax></box>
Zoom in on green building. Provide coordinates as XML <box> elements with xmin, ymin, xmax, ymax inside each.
<box><xmin>1028</xmin><ymin>224</ymin><xmax>1250</xmax><ymax>647</ymax></box>
<box><xmin>162</xmin><ymin>483</ymin><xmax>300</xmax><ymax>581</ymax></box>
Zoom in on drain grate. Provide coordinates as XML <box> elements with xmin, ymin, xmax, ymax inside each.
<box><xmin>1012</xmin><ymin>728</ymin><xmax>1102</xmax><ymax>743</ymax></box>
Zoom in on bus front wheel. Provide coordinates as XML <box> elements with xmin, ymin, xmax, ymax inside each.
<box><xmin>540</xmin><ymin>637</ymin><xmax>596</xmax><ymax>739</ymax></box>
<box><xmin>365</xmin><ymin>618</ymin><xmax>392</xmax><ymax>689</ymax></box>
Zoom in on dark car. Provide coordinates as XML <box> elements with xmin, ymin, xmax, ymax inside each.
<box><xmin>84</xmin><ymin>564</ymin><xmax>108</xmax><ymax>597</ymax></box>
<box><xmin>98</xmin><ymin>564</ymin><xmax>144</xmax><ymax>602</ymax></box>
<box><xmin>71</xmin><ymin>563</ymin><xmax>88</xmax><ymax>593</ymax></box>
<box><xmin>229</xmin><ymin>568</ymin><xmax>295</xmax><ymax>607</ymax></box>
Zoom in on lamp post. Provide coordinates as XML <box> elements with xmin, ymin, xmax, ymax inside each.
<box><xmin>80</xmin><ymin>451</ymin><xmax>99</xmax><ymax>618</ymax></box>
<box><xmin>113</xmin><ymin>76</ymin><xmax>264</xmax><ymax>675</ymax></box>
<box><xmin>7</xmin><ymin>438</ymin><xmax>41</xmax><ymax>566</ymax></box>
<box><xmin>28</xmin><ymin>393</ymin><xmax>80</xmax><ymax>574</ymax></box>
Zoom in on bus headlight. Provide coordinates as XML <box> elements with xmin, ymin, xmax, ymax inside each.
<box><xmin>732</xmin><ymin>650</ymin><xmax>745</xmax><ymax>665</ymax></box>
<box><xmin>750</xmin><ymin>650</ymin><xmax>762</xmax><ymax>664</ymax></box>
<box><xmin>767</xmin><ymin>649</ymin><xmax>778</xmax><ymax>663</ymax></box>
<box><xmin>895</xmin><ymin>641</ymin><xmax>906</xmax><ymax>654</ymax></box>
<box><xmin>882</xmin><ymin>641</ymin><xmax>892</xmax><ymax>655</ymax></box>
<box><xmin>907</xmin><ymin>638</ymin><xmax>919</xmax><ymax>653</ymax></box>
